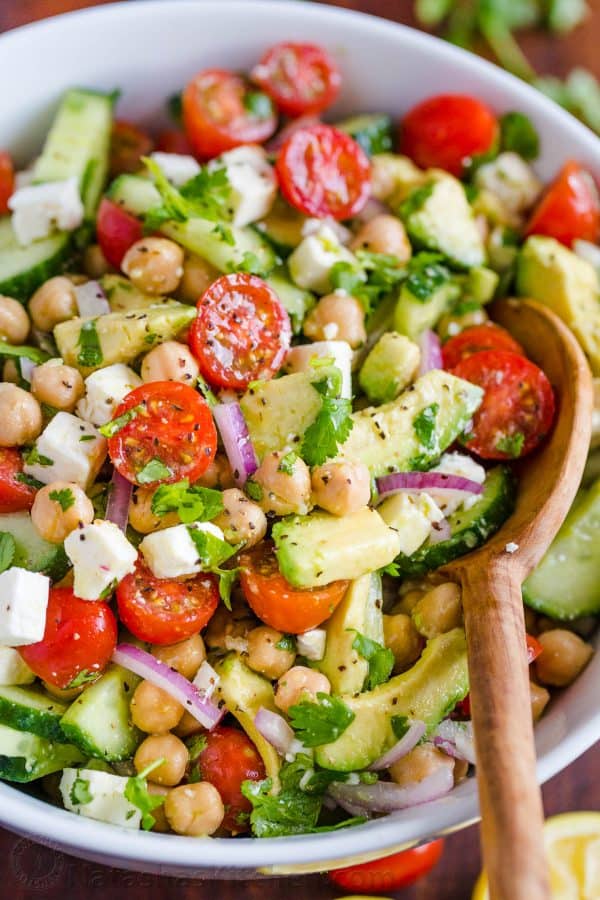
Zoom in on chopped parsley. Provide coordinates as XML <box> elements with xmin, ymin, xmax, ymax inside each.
<box><xmin>391</xmin><ymin>715</ymin><xmax>410</xmax><ymax>740</ymax></box>
<box><xmin>151</xmin><ymin>479</ymin><xmax>224</xmax><ymax>523</ymax></box>
<box><xmin>0</xmin><ymin>532</ymin><xmax>16</xmax><ymax>575</ymax></box>
<box><xmin>22</xmin><ymin>446</ymin><xmax>54</xmax><ymax>467</ymax></box>
<box><xmin>79</xmin><ymin>434</ymin><xmax>96</xmax><ymax>442</ymax></box>
<box><xmin>144</xmin><ymin>156</ymin><xmax>231</xmax><ymax>231</ymax></box>
<box><xmin>288</xmin><ymin>692</ymin><xmax>355</xmax><ymax>748</ymax></box>
<box><xmin>186</xmin><ymin>526</ymin><xmax>240</xmax><ymax>608</ymax></box>
<box><xmin>399</xmin><ymin>181</ymin><xmax>435</xmax><ymax>219</ymax></box>
<box><xmin>65</xmin><ymin>669</ymin><xmax>99</xmax><ymax>689</ymax></box>
<box><xmin>496</xmin><ymin>431</ymin><xmax>525</xmax><ymax>457</ymax></box>
<box><xmin>49</xmin><ymin>488</ymin><xmax>75</xmax><ymax>512</ymax></box>
<box><xmin>15</xmin><ymin>472</ymin><xmax>43</xmax><ymax>489</ymax></box>
<box><xmin>70</xmin><ymin>776</ymin><xmax>93</xmax><ymax>806</ymax></box>
<box><xmin>277</xmin><ymin>451</ymin><xmax>298</xmax><ymax>476</ymax></box>
<box><xmin>136</xmin><ymin>458</ymin><xmax>173</xmax><ymax>485</ymax></box>
<box><xmin>351</xmin><ymin>630</ymin><xmax>394</xmax><ymax>691</ymax></box>
<box><xmin>124</xmin><ymin>758</ymin><xmax>167</xmax><ymax>830</ymax></box>
<box><xmin>404</xmin><ymin>253</ymin><xmax>451</xmax><ymax>301</ymax></box>
<box><xmin>245</xmin><ymin>480</ymin><xmax>263</xmax><ymax>502</ymax></box>
<box><xmin>499</xmin><ymin>111</ymin><xmax>539</xmax><ymax>160</ymax></box>
<box><xmin>0</xmin><ymin>340</ymin><xmax>48</xmax><ymax>365</ymax></box>
<box><xmin>243</xmin><ymin>90</ymin><xmax>274</xmax><ymax>119</ymax></box>
<box><xmin>212</xmin><ymin>223</ymin><xmax>235</xmax><ymax>245</ymax></box>
<box><xmin>77</xmin><ymin>320</ymin><xmax>103</xmax><ymax>368</ymax></box>
<box><xmin>235</xmin><ymin>250</ymin><xmax>269</xmax><ymax>277</ymax></box>
<box><xmin>300</xmin><ymin>367</ymin><xmax>353</xmax><ymax>468</ymax></box>
<box><xmin>329</xmin><ymin>251</ymin><xmax>405</xmax><ymax>315</ymax></box>
<box><xmin>275</xmin><ymin>634</ymin><xmax>296</xmax><ymax>652</ymax></box>
<box><xmin>413</xmin><ymin>403</ymin><xmax>440</xmax><ymax>452</ymax></box>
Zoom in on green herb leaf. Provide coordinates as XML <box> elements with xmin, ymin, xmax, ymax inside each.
<box><xmin>244</xmin><ymin>90</ymin><xmax>275</xmax><ymax>119</ymax></box>
<box><xmin>391</xmin><ymin>714</ymin><xmax>410</xmax><ymax>740</ymax></box>
<box><xmin>0</xmin><ymin>340</ymin><xmax>49</xmax><ymax>365</ymax></box>
<box><xmin>49</xmin><ymin>488</ymin><xmax>75</xmax><ymax>512</ymax></box>
<box><xmin>496</xmin><ymin>431</ymin><xmax>525</xmax><ymax>457</ymax></box>
<box><xmin>276</xmin><ymin>634</ymin><xmax>296</xmax><ymax>652</ymax></box>
<box><xmin>124</xmin><ymin>758</ymin><xmax>167</xmax><ymax>830</ymax></box>
<box><xmin>136</xmin><ymin>458</ymin><xmax>173</xmax><ymax>485</ymax></box>
<box><xmin>65</xmin><ymin>669</ymin><xmax>99</xmax><ymax>689</ymax></box>
<box><xmin>167</xmin><ymin>91</ymin><xmax>183</xmax><ymax>124</ymax></box>
<box><xmin>413</xmin><ymin>403</ymin><xmax>440</xmax><ymax>452</ymax></box>
<box><xmin>79</xmin><ymin>434</ymin><xmax>96</xmax><ymax>442</ymax></box>
<box><xmin>499</xmin><ymin>111</ymin><xmax>539</xmax><ymax>160</ymax></box>
<box><xmin>0</xmin><ymin>532</ymin><xmax>16</xmax><ymax>574</ymax></box>
<box><xmin>99</xmin><ymin>405</ymin><xmax>145</xmax><ymax>438</ymax></box>
<box><xmin>277</xmin><ymin>451</ymin><xmax>298</xmax><ymax>475</ymax></box>
<box><xmin>404</xmin><ymin>253</ymin><xmax>450</xmax><ymax>301</ymax></box>
<box><xmin>15</xmin><ymin>472</ymin><xmax>43</xmax><ymax>489</ymax></box>
<box><xmin>187</xmin><ymin>526</ymin><xmax>238</xmax><ymax>570</ymax></box>
<box><xmin>399</xmin><ymin>182</ymin><xmax>435</xmax><ymax>219</ymax></box>
<box><xmin>70</xmin><ymin>776</ymin><xmax>93</xmax><ymax>806</ymax></box>
<box><xmin>235</xmin><ymin>251</ymin><xmax>268</xmax><ymax>277</ymax></box>
<box><xmin>212</xmin><ymin>223</ymin><xmax>235</xmax><ymax>245</ymax></box>
<box><xmin>380</xmin><ymin>561</ymin><xmax>401</xmax><ymax>578</ymax></box>
<box><xmin>215</xmin><ymin>565</ymin><xmax>241</xmax><ymax>611</ymax></box>
<box><xmin>143</xmin><ymin>157</ymin><xmax>231</xmax><ymax>230</ymax></box>
<box><xmin>288</xmin><ymin>692</ymin><xmax>355</xmax><ymax>748</ymax></box>
<box><xmin>151</xmin><ymin>479</ymin><xmax>223</xmax><ymax>523</ymax></box>
<box><xmin>351</xmin><ymin>630</ymin><xmax>394</xmax><ymax>690</ymax></box>
<box><xmin>77</xmin><ymin>320</ymin><xmax>103</xmax><ymax>368</ymax></box>
<box><xmin>299</xmin><ymin>366</ymin><xmax>354</xmax><ymax>468</ymax></box>
<box><xmin>22</xmin><ymin>446</ymin><xmax>54</xmax><ymax>467</ymax></box>
<box><xmin>196</xmin><ymin>375</ymin><xmax>218</xmax><ymax>408</ymax></box>
<box><xmin>245</xmin><ymin>480</ymin><xmax>263</xmax><ymax>502</ymax></box>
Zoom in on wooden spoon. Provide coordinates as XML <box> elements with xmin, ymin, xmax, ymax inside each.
<box><xmin>440</xmin><ymin>297</ymin><xmax>593</xmax><ymax>900</ymax></box>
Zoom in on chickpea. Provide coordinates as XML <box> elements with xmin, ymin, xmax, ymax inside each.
<box><xmin>383</xmin><ymin>614</ymin><xmax>423</xmax><ymax>673</ymax></box>
<box><xmin>31</xmin><ymin>481</ymin><xmax>94</xmax><ymax>544</ymax></box>
<box><xmin>311</xmin><ymin>461</ymin><xmax>371</xmax><ymax>517</ymax></box>
<box><xmin>389</xmin><ymin>743</ymin><xmax>455</xmax><ymax>787</ymax></box>
<box><xmin>204</xmin><ymin>601</ymin><xmax>256</xmax><ymax>653</ymax></box>
<box><xmin>152</xmin><ymin>634</ymin><xmax>206</xmax><ymax>680</ymax></box>
<box><xmin>303</xmin><ymin>293</ymin><xmax>366</xmax><ymax>348</ymax></box>
<box><xmin>213</xmin><ymin>488</ymin><xmax>267</xmax><ymax>547</ymax></box>
<box><xmin>437</xmin><ymin>307</ymin><xmax>489</xmax><ymax>342</ymax></box>
<box><xmin>195</xmin><ymin>454</ymin><xmax>235</xmax><ymax>490</ymax></box>
<box><xmin>141</xmin><ymin>340</ymin><xmax>199</xmax><ymax>385</ymax></box>
<box><xmin>134</xmin><ymin>733</ymin><xmax>189</xmax><ymax>786</ymax></box>
<box><xmin>534</xmin><ymin>629</ymin><xmax>593</xmax><ymax>687</ymax></box>
<box><xmin>30</xmin><ymin>362</ymin><xmax>84</xmax><ymax>412</ymax></box>
<box><xmin>412</xmin><ymin>583</ymin><xmax>462</xmax><ymax>638</ymax></box>
<box><xmin>0</xmin><ymin>384</ymin><xmax>42</xmax><ymax>447</ymax></box>
<box><xmin>128</xmin><ymin>486</ymin><xmax>180</xmax><ymax>534</ymax></box>
<box><xmin>83</xmin><ymin>243</ymin><xmax>113</xmax><ymax>279</ymax></box>
<box><xmin>0</xmin><ymin>295</ymin><xmax>30</xmax><ymax>344</ymax></box>
<box><xmin>29</xmin><ymin>277</ymin><xmax>78</xmax><ymax>332</ymax></box>
<box><xmin>247</xmin><ymin>626</ymin><xmax>296</xmax><ymax>680</ymax></box>
<box><xmin>530</xmin><ymin>681</ymin><xmax>550</xmax><ymax>722</ymax></box>
<box><xmin>252</xmin><ymin>451</ymin><xmax>312</xmax><ymax>516</ymax></box>
<box><xmin>350</xmin><ymin>215</ymin><xmax>412</xmax><ymax>262</ymax></box>
<box><xmin>147</xmin><ymin>783</ymin><xmax>171</xmax><ymax>833</ymax></box>
<box><xmin>174</xmin><ymin>712</ymin><xmax>206</xmax><ymax>739</ymax></box>
<box><xmin>164</xmin><ymin>782</ymin><xmax>224</xmax><ymax>837</ymax></box>
<box><xmin>2</xmin><ymin>359</ymin><xmax>19</xmax><ymax>383</ymax></box>
<box><xmin>122</xmin><ymin>237</ymin><xmax>184</xmax><ymax>295</ymax></box>
<box><xmin>131</xmin><ymin>680</ymin><xmax>185</xmax><ymax>733</ymax></box>
<box><xmin>177</xmin><ymin>253</ymin><xmax>220</xmax><ymax>304</ymax></box>
<box><xmin>392</xmin><ymin>587</ymin><xmax>425</xmax><ymax>616</ymax></box>
<box><xmin>274</xmin><ymin>666</ymin><xmax>331</xmax><ymax>713</ymax></box>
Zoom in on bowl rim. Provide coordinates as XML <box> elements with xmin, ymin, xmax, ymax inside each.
<box><xmin>0</xmin><ymin>0</ymin><xmax>598</xmax><ymax>874</ymax></box>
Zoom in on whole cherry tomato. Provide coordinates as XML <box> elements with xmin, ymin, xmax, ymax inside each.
<box><xmin>328</xmin><ymin>840</ymin><xmax>445</xmax><ymax>893</ymax></box>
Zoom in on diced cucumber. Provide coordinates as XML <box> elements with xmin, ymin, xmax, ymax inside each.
<box><xmin>257</xmin><ymin>196</ymin><xmax>307</xmax><ymax>255</ymax></box>
<box><xmin>0</xmin><ymin>685</ymin><xmax>69</xmax><ymax>742</ymax></box>
<box><xmin>336</xmin><ymin>113</ymin><xmax>393</xmax><ymax>156</ymax></box>
<box><xmin>0</xmin><ymin>722</ymin><xmax>84</xmax><ymax>782</ymax></box>
<box><xmin>101</xmin><ymin>274</ymin><xmax>166</xmax><ymax>312</ymax></box>
<box><xmin>266</xmin><ymin>266</ymin><xmax>316</xmax><ymax>333</ymax></box>
<box><xmin>59</xmin><ymin>665</ymin><xmax>141</xmax><ymax>761</ymax></box>
<box><xmin>0</xmin><ymin>511</ymin><xmax>70</xmax><ymax>582</ymax></box>
<box><xmin>107</xmin><ymin>174</ymin><xmax>159</xmax><ymax>216</ymax></box>
<box><xmin>0</xmin><ymin>218</ymin><xmax>72</xmax><ymax>302</ymax></box>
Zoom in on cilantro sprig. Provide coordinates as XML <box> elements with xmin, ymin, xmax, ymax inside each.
<box><xmin>99</xmin><ymin>405</ymin><xmax>145</xmax><ymax>438</ymax></box>
<box><xmin>351</xmin><ymin>631</ymin><xmax>395</xmax><ymax>691</ymax></box>
<box><xmin>330</xmin><ymin>250</ymin><xmax>405</xmax><ymax>316</ymax></box>
<box><xmin>151</xmin><ymin>480</ymin><xmax>224</xmax><ymax>523</ymax></box>
<box><xmin>0</xmin><ymin>532</ymin><xmax>15</xmax><ymax>575</ymax></box>
<box><xmin>144</xmin><ymin>156</ymin><xmax>231</xmax><ymax>231</ymax></box>
<box><xmin>124</xmin><ymin>758</ymin><xmax>167</xmax><ymax>830</ymax></box>
<box><xmin>186</xmin><ymin>526</ymin><xmax>240</xmax><ymax>608</ymax></box>
<box><xmin>288</xmin><ymin>693</ymin><xmax>355</xmax><ymax>748</ymax></box>
<box><xmin>49</xmin><ymin>488</ymin><xmax>75</xmax><ymax>512</ymax></box>
<box><xmin>300</xmin><ymin>367</ymin><xmax>354</xmax><ymax>468</ymax></box>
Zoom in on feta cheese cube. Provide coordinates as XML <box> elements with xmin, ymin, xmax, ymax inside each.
<box><xmin>139</xmin><ymin>522</ymin><xmax>225</xmax><ymax>579</ymax></box>
<box><xmin>288</xmin><ymin>225</ymin><xmax>359</xmax><ymax>293</ymax></box>
<box><xmin>301</xmin><ymin>216</ymin><xmax>352</xmax><ymax>245</ymax></box>
<box><xmin>64</xmin><ymin>520</ymin><xmax>137</xmax><ymax>601</ymax></box>
<box><xmin>0</xmin><ymin>568</ymin><xmax>50</xmax><ymax>646</ymax></box>
<box><xmin>8</xmin><ymin>176</ymin><xmax>84</xmax><ymax>246</ymax></box>
<box><xmin>150</xmin><ymin>151</ymin><xmax>201</xmax><ymax>187</ymax></box>
<box><xmin>23</xmin><ymin>412</ymin><xmax>107</xmax><ymax>489</ymax></box>
<box><xmin>0</xmin><ymin>647</ymin><xmax>35</xmax><ymax>685</ymax></box>
<box><xmin>60</xmin><ymin>768</ymin><xmax>142</xmax><ymax>829</ymax></box>
<box><xmin>217</xmin><ymin>145</ymin><xmax>277</xmax><ymax>227</ymax></box>
<box><xmin>429</xmin><ymin>452</ymin><xmax>486</xmax><ymax>516</ymax></box>
<box><xmin>378</xmin><ymin>492</ymin><xmax>444</xmax><ymax>557</ymax></box>
<box><xmin>76</xmin><ymin>364</ymin><xmax>143</xmax><ymax>427</ymax></box>
<box><xmin>284</xmin><ymin>340</ymin><xmax>353</xmax><ymax>399</ymax></box>
<box><xmin>296</xmin><ymin>629</ymin><xmax>327</xmax><ymax>661</ymax></box>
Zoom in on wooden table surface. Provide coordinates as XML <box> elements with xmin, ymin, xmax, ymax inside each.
<box><xmin>0</xmin><ymin>1</ymin><xmax>598</xmax><ymax>897</ymax></box>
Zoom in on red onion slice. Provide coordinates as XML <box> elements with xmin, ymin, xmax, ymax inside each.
<box><xmin>112</xmin><ymin>643</ymin><xmax>225</xmax><ymax>730</ymax></box>
<box><xmin>418</xmin><ymin>329</ymin><xmax>443</xmax><ymax>375</ymax></box>
<box><xmin>376</xmin><ymin>471</ymin><xmax>484</xmax><ymax>499</ymax></box>
<box><xmin>328</xmin><ymin>765</ymin><xmax>454</xmax><ymax>815</ymax></box>
<box><xmin>433</xmin><ymin>719</ymin><xmax>476</xmax><ymax>764</ymax></box>
<box><xmin>212</xmin><ymin>402</ymin><xmax>259</xmax><ymax>486</ymax></box>
<box><xmin>428</xmin><ymin>518</ymin><xmax>451</xmax><ymax>544</ymax></box>
<box><xmin>254</xmin><ymin>706</ymin><xmax>295</xmax><ymax>756</ymax></box>
<box><xmin>368</xmin><ymin>720</ymin><xmax>426</xmax><ymax>771</ymax></box>
<box><xmin>75</xmin><ymin>281</ymin><xmax>111</xmax><ymax>318</ymax></box>
<box><xmin>105</xmin><ymin>469</ymin><xmax>133</xmax><ymax>533</ymax></box>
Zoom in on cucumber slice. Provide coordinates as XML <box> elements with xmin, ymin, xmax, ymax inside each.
<box><xmin>393</xmin><ymin>466</ymin><xmax>516</xmax><ymax>577</ymax></box>
<box><xmin>265</xmin><ymin>266</ymin><xmax>315</xmax><ymax>333</ymax></box>
<box><xmin>0</xmin><ymin>218</ymin><xmax>72</xmax><ymax>302</ymax></box>
<box><xmin>335</xmin><ymin>113</ymin><xmax>393</xmax><ymax>156</ymax></box>
<box><xmin>107</xmin><ymin>174</ymin><xmax>159</xmax><ymax>216</ymax></box>
<box><xmin>0</xmin><ymin>511</ymin><xmax>70</xmax><ymax>582</ymax></box>
<box><xmin>523</xmin><ymin>478</ymin><xmax>600</xmax><ymax>619</ymax></box>
<box><xmin>0</xmin><ymin>722</ymin><xmax>84</xmax><ymax>782</ymax></box>
<box><xmin>0</xmin><ymin>685</ymin><xmax>69</xmax><ymax>741</ymax></box>
<box><xmin>60</xmin><ymin>665</ymin><xmax>141</xmax><ymax>761</ymax></box>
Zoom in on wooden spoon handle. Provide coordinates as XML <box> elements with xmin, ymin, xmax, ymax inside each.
<box><xmin>460</xmin><ymin>559</ymin><xmax>550</xmax><ymax>900</ymax></box>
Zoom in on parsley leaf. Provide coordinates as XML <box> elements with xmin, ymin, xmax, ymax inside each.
<box><xmin>413</xmin><ymin>403</ymin><xmax>440</xmax><ymax>452</ymax></box>
<box><xmin>77</xmin><ymin>320</ymin><xmax>103</xmax><ymax>368</ymax></box>
<box><xmin>99</xmin><ymin>404</ymin><xmax>145</xmax><ymax>438</ymax></box>
<box><xmin>244</xmin><ymin>480</ymin><xmax>263</xmax><ymax>502</ymax></box>
<box><xmin>49</xmin><ymin>488</ymin><xmax>75</xmax><ymax>512</ymax></box>
<box><xmin>399</xmin><ymin>182</ymin><xmax>435</xmax><ymax>219</ymax></box>
<box><xmin>215</xmin><ymin>565</ymin><xmax>241</xmax><ymax>611</ymax></box>
<box><xmin>212</xmin><ymin>223</ymin><xmax>235</xmax><ymax>245</ymax></box>
<box><xmin>404</xmin><ymin>253</ymin><xmax>450</xmax><ymax>301</ymax></box>
<box><xmin>22</xmin><ymin>446</ymin><xmax>54</xmax><ymax>467</ymax></box>
<box><xmin>136</xmin><ymin>458</ymin><xmax>173</xmax><ymax>485</ymax></box>
<box><xmin>391</xmin><ymin>715</ymin><xmax>410</xmax><ymax>740</ymax></box>
<box><xmin>276</xmin><ymin>634</ymin><xmax>296</xmax><ymax>652</ymax></box>
<box><xmin>235</xmin><ymin>251</ymin><xmax>269</xmax><ymax>277</ymax></box>
<box><xmin>243</xmin><ymin>90</ymin><xmax>275</xmax><ymax>119</ymax></box>
<box><xmin>499</xmin><ymin>111</ymin><xmax>539</xmax><ymax>160</ymax></box>
<box><xmin>496</xmin><ymin>431</ymin><xmax>525</xmax><ymax>457</ymax></box>
<box><xmin>330</xmin><ymin>251</ymin><xmax>405</xmax><ymax>316</ymax></box>
<box><xmin>151</xmin><ymin>479</ymin><xmax>224</xmax><ymax>523</ymax></box>
<box><xmin>0</xmin><ymin>340</ymin><xmax>49</xmax><ymax>365</ymax></box>
<box><xmin>124</xmin><ymin>759</ymin><xmax>167</xmax><ymax>830</ymax></box>
<box><xmin>187</xmin><ymin>526</ymin><xmax>237</xmax><ymax>569</ymax></box>
<box><xmin>278</xmin><ymin>451</ymin><xmax>298</xmax><ymax>475</ymax></box>
<box><xmin>299</xmin><ymin>366</ymin><xmax>353</xmax><ymax>468</ymax></box>
<box><xmin>15</xmin><ymin>472</ymin><xmax>43</xmax><ymax>489</ymax></box>
<box><xmin>351</xmin><ymin>631</ymin><xmax>394</xmax><ymax>690</ymax></box>
<box><xmin>0</xmin><ymin>532</ymin><xmax>15</xmax><ymax>574</ymax></box>
<box><xmin>288</xmin><ymin>692</ymin><xmax>355</xmax><ymax>748</ymax></box>
<box><xmin>70</xmin><ymin>776</ymin><xmax>93</xmax><ymax>806</ymax></box>
<box><xmin>380</xmin><ymin>560</ymin><xmax>401</xmax><ymax>577</ymax></box>
<box><xmin>143</xmin><ymin>157</ymin><xmax>231</xmax><ymax>230</ymax></box>
<box><xmin>65</xmin><ymin>669</ymin><xmax>99</xmax><ymax>689</ymax></box>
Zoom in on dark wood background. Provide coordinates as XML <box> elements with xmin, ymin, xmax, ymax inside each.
<box><xmin>0</xmin><ymin>1</ymin><xmax>598</xmax><ymax>897</ymax></box>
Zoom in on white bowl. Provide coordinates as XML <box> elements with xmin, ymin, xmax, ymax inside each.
<box><xmin>0</xmin><ymin>0</ymin><xmax>598</xmax><ymax>879</ymax></box>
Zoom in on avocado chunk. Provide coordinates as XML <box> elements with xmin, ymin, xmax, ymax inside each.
<box><xmin>265</xmin><ymin>266</ymin><xmax>316</xmax><ymax>334</ymax></box>
<box><xmin>240</xmin><ymin>372</ymin><xmax>322</xmax><ymax>460</ymax></box>
<box><xmin>462</xmin><ymin>266</ymin><xmax>500</xmax><ymax>304</ymax></box>
<box><xmin>378</xmin><ymin>492</ymin><xmax>444</xmax><ymax>556</ymax></box>
<box><xmin>335</xmin><ymin>113</ymin><xmax>393</xmax><ymax>157</ymax></box>
<box><xmin>359</xmin><ymin>332</ymin><xmax>421</xmax><ymax>403</ymax></box>
<box><xmin>101</xmin><ymin>274</ymin><xmax>166</xmax><ymax>312</ymax></box>
<box><xmin>516</xmin><ymin>236</ymin><xmax>600</xmax><ymax>375</ymax></box>
<box><xmin>0</xmin><ymin>722</ymin><xmax>84</xmax><ymax>782</ymax></box>
<box><xmin>0</xmin><ymin>510</ymin><xmax>69</xmax><ymax>582</ymax></box>
<box><xmin>54</xmin><ymin>302</ymin><xmax>196</xmax><ymax>374</ymax></box>
<box><xmin>318</xmin><ymin>574</ymin><xmax>384</xmax><ymax>695</ymax></box>
<box><xmin>394</xmin><ymin>279</ymin><xmax>460</xmax><ymax>341</ymax></box>
<box><xmin>315</xmin><ymin>628</ymin><xmax>468</xmax><ymax>771</ymax></box>
<box><xmin>273</xmin><ymin>508</ymin><xmax>402</xmax><ymax>589</ymax></box>
<box><xmin>336</xmin><ymin>369</ymin><xmax>483</xmax><ymax>478</ymax></box>
<box><xmin>214</xmin><ymin>653</ymin><xmax>280</xmax><ymax>786</ymax></box>
<box><xmin>400</xmin><ymin>176</ymin><xmax>486</xmax><ymax>269</ymax></box>
<box><xmin>523</xmin><ymin>477</ymin><xmax>600</xmax><ymax>619</ymax></box>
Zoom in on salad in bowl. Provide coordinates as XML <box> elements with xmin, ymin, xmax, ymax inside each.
<box><xmin>0</xmin><ymin>35</ymin><xmax>597</xmax><ymax>847</ymax></box>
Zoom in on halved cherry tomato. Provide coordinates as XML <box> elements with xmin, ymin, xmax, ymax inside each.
<box><xmin>442</xmin><ymin>324</ymin><xmax>525</xmax><ymax>370</ymax></box>
<box><xmin>239</xmin><ymin>542</ymin><xmax>349</xmax><ymax>633</ymax></box>
<box><xmin>400</xmin><ymin>94</ymin><xmax>498</xmax><ymax>177</ymax></box>
<box><xmin>252</xmin><ymin>42</ymin><xmax>341</xmax><ymax>118</ymax></box>
<box><xmin>328</xmin><ymin>839</ymin><xmax>445</xmax><ymax>893</ymax></box>
<box><xmin>189</xmin><ymin>273</ymin><xmax>291</xmax><ymax>391</ymax></box>
<box><xmin>187</xmin><ymin>725</ymin><xmax>265</xmax><ymax>834</ymax></box>
<box><xmin>452</xmin><ymin>350</ymin><xmax>555</xmax><ymax>460</ymax></box>
<box><xmin>109</xmin><ymin>120</ymin><xmax>153</xmax><ymax>178</ymax></box>
<box><xmin>19</xmin><ymin>588</ymin><xmax>117</xmax><ymax>689</ymax></box>
<box><xmin>183</xmin><ymin>69</ymin><xmax>277</xmax><ymax>159</ymax></box>
<box><xmin>0</xmin><ymin>448</ymin><xmax>37</xmax><ymax>513</ymax></box>
<box><xmin>155</xmin><ymin>128</ymin><xmax>195</xmax><ymax>156</ymax></box>
<box><xmin>525</xmin><ymin>160</ymin><xmax>600</xmax><ymax>247</ymax></box>
<box><xmin>107</xmin><ymin>381</ymin><xmax>217</xmax><ymax>487</ymax></box>
<box><xmin>96</xmin><ymin>197</ymin><xmax>143</xmax><ymax>269</ymax></box>
<box><xmin>0</xmin><ymin>151</ymin><xmax>15</xmax><ymax>215</ymax></box>
<box><xmin>276</xmin><ymin>124</ymin><xmax>371</xmax><ymax>220</ymax></box>
<box><xmin>116</xmin><ymin>557</ymin><xmax>219</xmax><ymax>645</ymax></box>
<box><xmin>458</xmin><ymin>634</ymin><xmax>542</xmax><ymax>717</ymax></box>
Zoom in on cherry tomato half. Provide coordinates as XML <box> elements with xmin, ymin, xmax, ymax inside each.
<box><xmin>109</xmin><ymin>120</ymin><xmax>153</xmax><ymax>178</ymax></box>
<box><xmin>189</xmin><ymin>273</ymin><xmax>291</xmax><ymax>391</ymax></box>
<box><xmin>19</xmin><ymin>588</ymin><xmax>117</xmax><ymax>689</ymax></box>
<box><xmin>117</xmin><ymin>557</ymin><xmax>219</xmax><ymax>645</ymax></box>
<box><xmin>0</xmin><ymin>151</ymin><xmax>15</xmax><ymax>215</ymax></box>
<box><xmin>107</xmin><ymin>381</ymin><xmax>217</xmax><ymax>487</ymax></box>
<box><xmin>0</xmin><ymin>448</ymin><xmax>37</xmax><ymax>513</ymax></box>
<box><xmin>252</xmin><ymin>42</ymin><xmax>341</xmax><ymax>118</ymax></box>
<box><xmin>400</xmin><ymin>94</ymin><xmax>498</xmax><ymax>177</ymax></box>
<box><xmin>442</xmin><ymin>324</ymin><xmax>525</xmax><ymax>370</ymax></box>
<box><xmin>239</xmin><ymin>542</ymin><xmax>349</xmax><ymax>633</ymax></box>
<box><xmin>276</xmin><ymin>124</ymin><xmax>371</xmax><ymax>220</ymax></box>
<box><xmin>155</xmin><ymin>128</ymin><xmax>195</xmax><ymax>156</ymax></box>
<box><xmin>96</xmin><ymin>197</ymin><xmax>143</xmax><ymax>269</ymax></box>
<box><xmin>187</xmin><ymin>725</ymin><xmax>265</xmax><ymax>833</ymax></box>
<box><xmin>452</xmin><ymin>350</ymin><xmax>555</xmax><ymax>460</ymax></box>
<box><xmin>328</xmin><ymin>840</ymin><xmax>445</xmax><ymax>893</ymax></box>
<box><xmin>183</xmin><ymin>69</ymin><xmax>277</xmax><ymax>159</ymax></box>
<box><xmin>525</xmin><ymin>160</ymin><xmax>600</xmax><ymax>247</ymax></box>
